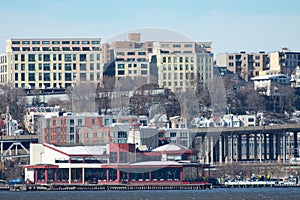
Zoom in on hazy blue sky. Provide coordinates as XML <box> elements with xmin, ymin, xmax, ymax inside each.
<box><xmin>0</xmin><ymin>0</ymin><xmax>300</xmax><ymax>54</ymax></box>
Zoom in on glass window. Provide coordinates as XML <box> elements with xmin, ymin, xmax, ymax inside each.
<box><xmin>52</xmin><ymin>41</ymin><xmax>60</xmax><ymax>44</ymax></box>
<box><xmin>28</xmin><ymin>54</ymin><xmax>35</xmax><ymax>62</ymax></box>
<box><xmin>80</xmin><ymin>54</ymin><xmax>86</xmax><ymax>61</ymax></box>
<box><xmin>80</xmin><ymin>73</ymin><xmax>86</xmax><ymax>81</ymax></box>
<box><xmin>44</xmin><ymin>73</ymin><xmax>50</xmax><ymax>81</ymax></box>
<box><xmin>64</xmin><ymin>54</ymin><xmax>72</xmax><ymax>62</ymax></box>
<box><xmin>82</xmin><ymin>41</ymin><xmax>90</xmax><ymax>44</ymax></box>
<box><xmin>22</xmin><ymin>41</ymin><xmax>30</xmax><ymax>44</ymax></box>
<box><xmin>65</xmin><ymin>73</ymin><xmax>72</xmax><ymax>81</ymax></box>
<box><xmin>32</xmin><ymin>41</ymin><xmax>40</xmax><ymax>44</ymax></box>
<box><xmin>62</xmin><ymin>41</ymin><xmax>70</xmax><ymax>44</ymax></box>
<box><xmin>90</xmin><ymin>63</ymin><xmax>94</xmax><ymax>70</ymax></box>
<box><xmin>65</xmin><ymin>63</ymin><xmax>72</xmax><ymax>71</ymax></box>
<box><xmin>44</xmin><ymin>54</ymin><xmax>50</xmax><ymax>62</ymax></box>
<box><xmin>12</xmin><ymin>41</ymin><xmax>20</xmax><ymax>44</ymax></box>
<box><xmin>91</xmin><ymin>41</ymin><xmax>100</xmax><ymax>44</ymax></box>
<box><xmin>90</xmin><ymin>73</ymin><xmax>94</xmax><ymax>81</ymax></box>
<box><xmin>138</xmin><ymin>52</ymin><xmax>146</xmax><ymax>55</ymax></box>
<box><xmin>80</xmin><ymin>64</ymin><xmax>86</xmax><ymax>70</ymax></box>
<box><xmin>42</xmin><ymin>41</ymin><xmax>50</xmax><ymax>44</ymax></box>
<box><xmin>29</xmin><ymin>64</ymin><xmax>35</xmax><ymax>71</ymax></box>
<box><xmin>29</xmin><ymin>73</ymin><xmax>35</xmax><ymax>81</ymax></box>
<box><xmin>72</xmin><ymin>41</ymin><xmax>80</xmax><ymax>44</ymax></box>
<box><xmin>15</xmin><ymin>64</ymin><xmax>18</xmax><ymax>70</ymax></box>
<box><xmin>44</xmin><ymin>64</ymin><xmax>50</xmax><ymax>71</ymax></box>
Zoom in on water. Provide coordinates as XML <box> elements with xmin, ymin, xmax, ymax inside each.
<box><xmin>1</xmin><ymin>188</ymin><xmax>299</xmax><ymax>200</ymax></box>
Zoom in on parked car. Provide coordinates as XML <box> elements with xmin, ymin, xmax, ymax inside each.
<box><xmin>7</xmin><ymin>178</ymin><xmax>24</xmax><ymax>185</ymax></box>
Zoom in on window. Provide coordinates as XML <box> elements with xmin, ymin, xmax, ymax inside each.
<box><xmin>158</xmin><ymin>132</ymin><xmax>164</xmax><ymax>138</ymax></box>
<box><xmin>184</xmin><ymin>44</ymin><xmax>192</xmax><ymax>48</ymax></box>
<box><xmin>138</xmin><ymin>52</ymin><xmax>146</xmax><ymax>55</ymax></box>
<box><xmin>70</xmin><ymin>127</ymin><xmax>74</xmax><ymax>133</ymax></box>
<box><xmin>127</xmin><ymin>52</ymin><xmax>135</xmax><ymax>55</ymax></box>
<box><xmin>170</xmin><ymin>132</ymin><xmax>176</xmax><ymax>137</ymax></box>
<box><xmin>110</xmin><ymin>152</ymin><xmax>117</xmax><ymax>163</ymax></box>
<box><xmin>62</xmin><ymin>41</ymin><xmax>70</xmax><ymax>44</ymax></box>
<box><xmin>21</xmin><ymin>73</ymin><xmax>25</xmax><ymax>81</ymax></box>
<box><xmin>118</xmin><ymin>64</ymin><xmax>125</xmax><ymax>69</ymax></box>
<box><xmin>12</xmin><ymin>41</ymin><xmax>20</xmax><ymax>44</ymax></box>
<box><xmin>82</xmin><ymin>41</ymin><xmax>90</xmax><ymax>44</ymax></box>
<box><xmin>80</xmin><ymin>54</ymin><xmax>86</xmax><ymax>61</ymax></box>
<box><xmin>43</xmin><ymin>54</ymin><xmax>50</xmax><ymax>62</ymax></box>
<box><xmin>72</xmin><ymin>41</ymin><xmax>80</xmax><ymax>44</ymax></box>
<box><xmin>119</xmin><ymin>152</ymin><xmax>127</xmax><ymax>163</ymax></box>
<box><xmin>44</xmin><ymin>73</ymin><xmax>50</xmax><ymax>81</ymax></box>
<box><xmin>15</xmin><ymin>64</ymin><xmax>18</xmax><ymax>70</ymax></box>
<box><xmin>52</xmin><ymin>41</ymin><xmax>60</xmax><ymax>44</ymax></box>
<box><xmin>29</xmin><ymin>64</ymin><xmax>35</xmax><ymax>71</ymax></box>
<box><xmin>173</xmin><ymin>44</ymin><xmax>181</xmax><ymax>48</ymax></box>
<box><xmin>43</xmin><ymin>64</ymin><xmax>50</xmax><ymax>71</ymax></box>
<box><xmin>180</xmin><ymin>132</ymin><xmax>188</xmax><ymax>138</ymax></box>
<box><xmin>80</xmin><ymin>73</ymin><xmax>86</xmax><ymax>81</ymax></box>
<box><xmin>14</xmin><ymin>55</ymin><xmax>18</xmax><ymax>61</ymax></box>
<box><xmin>73</xmin><ymin>54</ymin><xmax>77</xmax><ymax>61</ymax></box>
<box><xmin>80</xmin><ymin>64</ymin><xmax>86</xmax><ymax>70</ymax></box>
<box><xmin>22</xmin><ymin>41</ymin><xmax>30</xmax><ymax>44</ymax></box>
<box><xmin>117</xmin><ymin>131</ymin><xmax>127</xmax><ymax>143</ymax></box>
<box><xmin>65</xmin><ymin>63</ymin><xmax>72</xmax><ymax>71</ymax></box>
<box><xmin>21</xmin><ymin>54</ymin><xmax>25</xmax><ymax>61</ymax></box>
<box><xmin>53</xmin><ymin>63</ymin><xmax>57</xmax><ymax>70</ymax></box>
<box><xmin>90</xmin><ymin>73</ymin><xmax>94</xmax><ymax>81</ymax></box>
<box><xmin>118</xmin><ymin>70</ymin><xmax>125</xmax><ymax>75</ymax></box>
<box><xmin>29</xmin><ymin>73</ymin><xmax>35</xmax><ymax>81</ymax></box>
<box><xmin>64</xmin><ymin>54</ymin><xmax>72</xmax><ymax>62</ymax></box>
<box><xmin>92</xmin><ymin>41</ymin><xmax>100</xmax><ymax>44</ymax></box>
<box><xmin>28</xmin><ymin>54</ymin><xmax>35</xmax><ymax>62</ymax></box>
<box><xmin>65</xmin><ymin>73</ymin><xmax>72</xmax><ymax>81</ymax></box>
<box><xmin>42</xmin><ymin>41</ymin><xmax>50</xmax><ymax>44</ymax></box>
<box><xmin>90</xmin><ymin>63</ymin><xmax>94</xmax><ymax>70</ymax></box>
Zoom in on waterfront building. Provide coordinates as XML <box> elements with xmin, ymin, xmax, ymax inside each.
<box><xmin>216</xmin><ymin>51</ymin><xmax>269</xmax><ymax>81</ymax></box>
<box><xmin>2</xmin><ymin>38</ymin><xmax>102</xmax><ymax>88</ymax></box>
<box><xmin>23</xmin><ymin>142</ymin><xmax>204</xmax><ymax>185</ymax></box>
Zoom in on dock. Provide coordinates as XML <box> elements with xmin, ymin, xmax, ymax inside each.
<box><xmin>8</xmin><ymin>183</ymin><xmax>212</xmax><ymax>191</ymax></box>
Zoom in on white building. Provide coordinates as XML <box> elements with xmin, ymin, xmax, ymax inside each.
<box><xmin>251</xmin><ymin>74</ymin><xmax>291</xmax><ymax>96</ymax></box>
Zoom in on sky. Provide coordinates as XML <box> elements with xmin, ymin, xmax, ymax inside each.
<box><xmin>0</xmin><ymin>0</ymin><xmax>300</xmax><ymax>54</ymax></box>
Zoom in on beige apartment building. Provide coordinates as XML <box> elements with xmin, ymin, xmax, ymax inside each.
<box><xmin>102</xmin><ymin>33</ymin><xmax>154</xmax><ymax>84</ymax></box>
<box><xmin>3</xmin><ymin>38</ymin><xmax>102</xmax><ymax>88</ymax></box>
<box><xmin>153</xmin><ymin>41</ymin><xmax>213</xmax><ymax>91</ymax></box>
<box><xmin>0</xmin><ymin>54</ymin><xmax>7</xmax><ymax>84</ymax></box>
<box><xmin>216</xmin><ymin>51</ymin><xmax>269</xmax><ymax>81</ymax></box>
<box><xmin>265</xmin><ymin>48</ymin><xmax>300</xmax><ymax>76</ymax></box>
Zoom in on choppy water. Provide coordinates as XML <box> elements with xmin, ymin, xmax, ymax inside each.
<box><xmin>1</xmin><ymin>187</ymin><xmax>299</xmax><ymax>200</ymax></box>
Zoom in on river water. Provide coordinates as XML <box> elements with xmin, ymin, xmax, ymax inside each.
<box><xmin>1</xmin><ymin>187</ymin><xmax>299</xmax><ymax>200</ymax></box>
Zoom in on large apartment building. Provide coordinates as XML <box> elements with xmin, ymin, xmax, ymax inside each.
<box><xmin>266</xmin><ymin>48</ymin><xmax>300</xmax><ymax>75</ymax></box>
<box><xmin>3</xmin><ymin>38</ymin><xmax>102</xmax><ymax>88</ymax></box>
<box><xmin>102</xmin><ymin>33</ymin><xmax>154</xmax><ymax>84</ymax></box>
<box><xmin>153</xmin><ymin>41</ymin><xmax>213</xmax><ymax>91</ymax></box>
<box><xmin>216</xmin><ymin>51</ymin><xmax>269</xmax><ymax>81</ymax></box>
<box><xmin>0</xmin><ymin>54</ymin><xmax>7</xmax><ymax>84</ymax></box>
